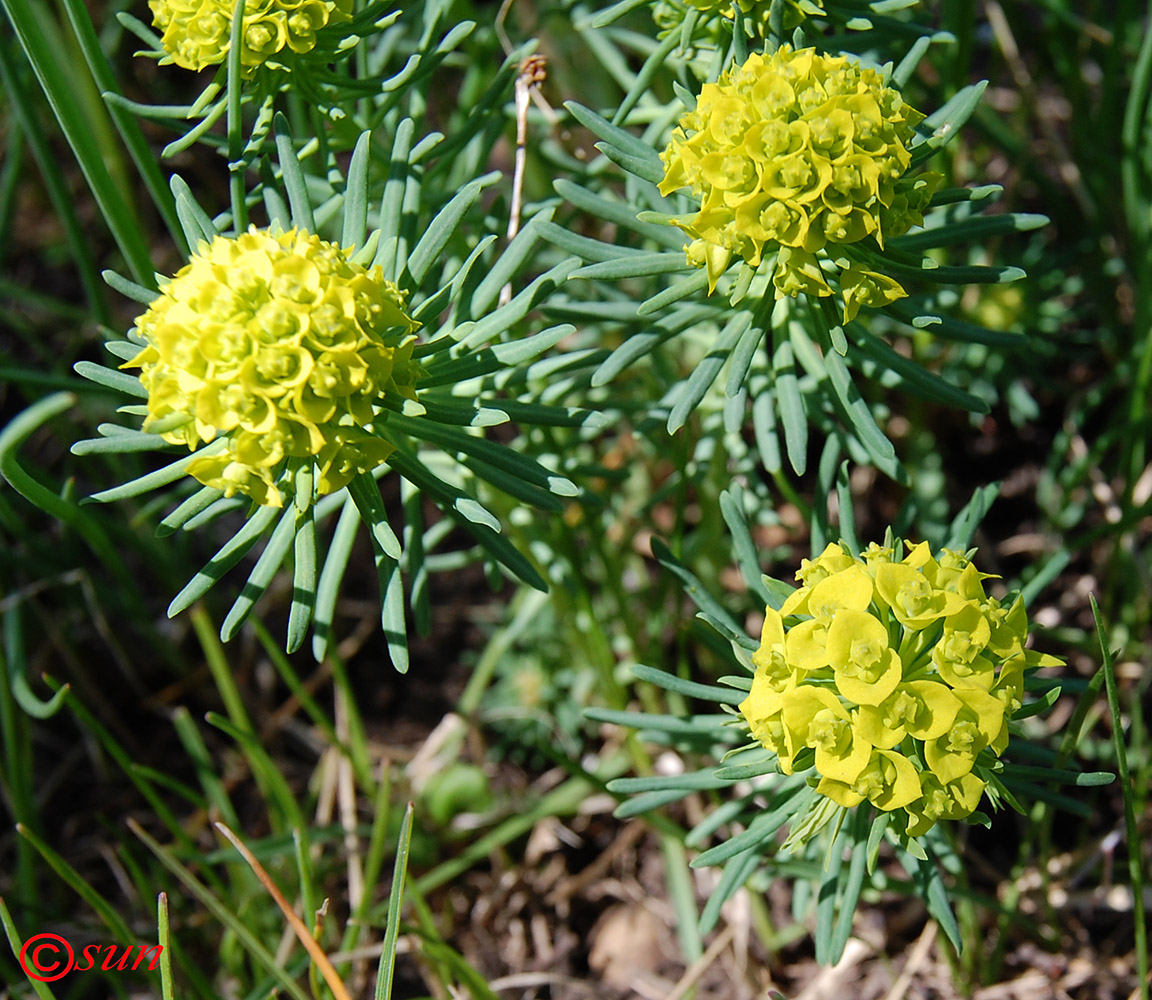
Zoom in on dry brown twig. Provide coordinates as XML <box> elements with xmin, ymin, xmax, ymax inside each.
<box><xmin>500</xmin><ymin>54</ymin><xmax>549</xmax><ymax>306</ymax></box>
<box><xmin>214</xmin><ymin>821</ymin><xmax>355</xmax><ymax>1000</ymax></box>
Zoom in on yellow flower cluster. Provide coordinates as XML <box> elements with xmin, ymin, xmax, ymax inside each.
<box><xmin>682</xmin><ymin>0</ymin><xmax>824</xmax><ymax>29</ymax></box>
<box><xmin>123</xmin><ymin>227</ymin><xmax>422</xmax><ymax>508</ymax></box>
<box><xmin>739</xmin><ymin>541</ymin><xmax>1061</xmax><ymax>836</ymax></box>
<box><xmin>659</xmin><ymin>46</ymin><xmax>939</xmax><ymax>317</ymax></box>
<box><xmin>148</xmin><ymin>0</ymin><xmax>352</xmax><ymax>72</ymax></box>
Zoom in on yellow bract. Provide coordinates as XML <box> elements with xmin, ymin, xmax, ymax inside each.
<box><xmin>148</xmin><ymin>0</ymin><xmax>353</xmax><ymax>72</ymax></box>
<box><xmin>658</xmin><ymin>45</ymin><xmax>940</xmax><ymax>313</ymax></box>
<box><xmin>124</xmin><ymin>227</ymin><xmax>422</xmax><ymax>508</ymax></box>
<box><xmin>738</xmin><ymin>539</ymin><xmax>1062</xmax><ymax>836</ymax></box>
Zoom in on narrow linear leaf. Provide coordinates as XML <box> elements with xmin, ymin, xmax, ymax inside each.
<box><xmin>71</xmin><ymin>432</ymin><xmax>174</xmax><ymax>455</ymax></box>
<box><xmin>380</xmin><ymin>557</ymin><xmax>408</xmax><ymax>673</ymax></box>
<box><xmin>613</xmin><ymin>788</ymin><xmax>695</xmax><ymax>818</ymax></box>
<box><xmin>911</xmin><ymin>81</ymin><xmax>989</xmax><ymax>162</ymax></box>
<box><xmin>584</xmin><ymin>707</ymin><xmax>734</xmax><ymax>736</ymax></box>
<box><xmin>773</xmin><ymin>340</ymin><xmax>808</xmax><ymax>475</ymax></box>
<box><xmin>637</xmin><ymin>268</ymin><xmax>710</xmax><ymax>315</ymax></box>
<box><xmin>850</xmin><ymin>330</ymin><xmax>989</xmax><ymax>412</ymax></box>
<box><xmin>286</xmin><ymin>505</ymin><xmax>316</xmax><ymax>654</ymax></box>
<box><xmin>471</xmin><ymin>209</ymin><xmax>556</xmax><ymax>315</ymax></box>
<box><xmin>595</xmin><ymin>142</ymin><xmax>665</xmax><ymax>185</ymax></box>
<box><xmin>536</xmin><ymin>219</ymin><xmax>648</xmax><ymax>264</ymax></box>
<box><xmin>341</xmin><ymin>131</ymin><xmax>372</xmax><ymax>251</ymax></box>
<box><xmin>273</xmin><ymin>112</ymin><xmax>314</xmax><ymax>232</ymax></box>
<box><xmin>385</xmin><ymin>449</ymin><xmax>546</xmax><ymax>591</ymax></box>
<box><xmin>103</xmin><ymin>269</ymin><xmax>157</xmax><ymax>305</ymax></box>
<box><xmin>220</xmin><ymin>505</ymin><xmax>298</xmax><ymax>641</ymax></box>
<box><xmin>609</xmin><ymin>770</ymin><xmax>737</xmax><ymax>794</ymax></box>
<box><xmin>405</xmin><ymin>172</ymin><xmax>501</xmax><ymax>287</ymax></box>
<box><xmin>564</xmin><ymin>101</ymin><xmax>662</xmax><ymax>165</ymax></box>
<box><xmin>89</xmin><ymin>438</ymin><xmax>229</xmax><ymax>503</ymax></box>
<box><xmin>720</xmin><ymin>487</ymin><xmax>774</xmax><ymax>606</ymax></box>
<box><xmin>168</xmin><ymin>504</ymin><xmax>280</xmax><ymax>616</ymax></box>
<box><xmin>698</xmin><ymin>850</ymin><xmax>761</xmax><ymax>936</ymax></box>
<box><xmin>691</xmin><ymin>790</ymin><xmax>808</xmax><ymax>868</ymax></box>
<box><xmin>823</xmin><ymin>346</ymin><xmax>896</xmax><ymax>462</ymax></box>
<box><xmin>312</xmin><ymin>497</ymin><xmax>360</xmax><ymax>662</ymax></box>
<box><xmin>347</xmin><ymin>473</ymin><xmax>402</xmax><ymax>560</ymax></box>
<box><xmin>891</xmin><ymin>212</ymin><xmax>1048</xmax><ymax>252</ymax></box>
<box><xmin>651</xmin><ymin>537</ymin><xmax>748</xmax><ymax>640</ymax></box>
<box><xmin>157</xmin><ymin>485</ymin><xmax>223</xmax><ymax>537</ymax></box>
<box><xmin>73</xmin><ymin>361</ymin><xmax>148</xmax><ymax>398</ymax></box>
<box><xmin>171</xmin><ymin>174</ymin><xmax>216</xmax><ymax>247</ymax></box>
<box><xmin>553</xmin><ymin>179</ymin><xmax>683</xmax><ymax>247</ymax></box>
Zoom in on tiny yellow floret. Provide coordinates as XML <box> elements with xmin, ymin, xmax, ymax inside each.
<box><xmin>123</xmin><ymin>227</ymin><xmax>421</xmax><ymax>508</ymax></box>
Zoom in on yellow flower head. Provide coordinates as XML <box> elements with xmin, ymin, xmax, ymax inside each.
<box><xmin>124</xmin><ymin>227</ymin><xmax>421</xmax><ymax>508</ymax></box>
<box><xmin>683</xmin><ymin>0</ymin><xmax>824</xmax><ymax>27</ymax></box>
<box><xmin>658</xmin><ymin>45</ymin><xmax>939</xmax><ymax>309</ymax></box>
<box><xmin>738</xmin><ymin>538</ymin><xmax>1063</xmax><ymax>834</ymax></box>
<box><xmin>148</xmin><ymin>0</ymin><xmax>353</xmax><ymax>72</ymax></box>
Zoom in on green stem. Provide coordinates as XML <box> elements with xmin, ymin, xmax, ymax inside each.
<box><xmin>226</xmin><ymin>0</ymin><xmax>248</xmax><ymax>232</ymax></box>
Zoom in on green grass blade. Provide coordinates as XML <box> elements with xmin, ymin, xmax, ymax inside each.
<box><xmin>0</xmin><ymin>898</ymin><xmax>62</xmax><ymax>1000</ymax></box>
<box><xmin>16</xmin><ymin>823</ymin><xmax>135</xmax><ymax>942</ymax></box>
<box><xmin>828</xmin><ymin>808</ymin><xmax>870</xmax><ymax>963</ymax></box>
<box><xmin>1</xmin><ymin>0</ymin><xmax>154</xmax><ymax>283</ymax></box>
<box><xmin>157</xmin><ymin>893</ymin><xmax>175</xmax><ymax>1000</ymax></box>
<box><xmin>128</xmin><ymin>820</ymin><xmax>311</xmax><ymax>1000</ymax></box>
<box><xmin>0</xmin><ymin>36</ymin><xmax>110</xmax><ymax>321</ymax></box>
<box><xmin>374</xmin><ymin>802</ymin><xmax>414</xmax><ymax>1000</ymax></box>
<box><xmin>1092</xmin><ymin>596</ymin><xmax>1148</xmax><ymax>998</ymax></box>
<box><xmin>59</xmin><ymin>0</ymin><xmax>187</xmax><ymax>256</ymax></box>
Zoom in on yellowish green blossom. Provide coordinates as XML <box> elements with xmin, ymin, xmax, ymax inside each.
<box><xmin>653</xmin><ymin>0</ymin><xmax>823</xmax><ymax>37</ymax></box>
<box><xmin>123</xmin><ymin>227</ymin><xmax>421</xmax><ymax>508</ymax></box>
<box><xmin>904</xmin><ymin>771</ymin><xmax>986</xmax><ymax>836</ymax></box>
<box><xmin>148</xmin><ymin>0</ymin><xmax>353</xmax><ymax>72</ymax></box>
<box><xmin>684</xmin><ymin>0</ymin><xmax>824</xmax><ymax>28</ymax></box>
<box><xmin>658</xmin><ymin>45</ymin><xmax>940</xmax><ymax>315</ymax></box>
<box><xmin>780</xmin><ymin>563</ymin><xmax>874</xmax><ymax>671</ymax></box>
<box><xmin>855</xmin><ymin>680</ymin><xmax>962</xmax><ymax>748</ymax></box>
<box><xmin>922</xmin><ymin>688</ymin><xmax>1005</xmax><ymax>783</ymax></box>
<box><xmin>825</xmin><ymin>609</ymin><xmax>901</xmax><ymax>705</ymax></box>
<box><xmin>780</xmin><ymin>686</ymin><xmax>870</xmax><ymax>782</ymax></box>
<box><xmin>817</xmin><ymin>747</ymin><xmax>922</xmax><ymax>811</ymax></box>
<box><xmin>738</xmin><ymin>539</ymin><xmax>1063</xmax><ymax>836</ymax></box>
